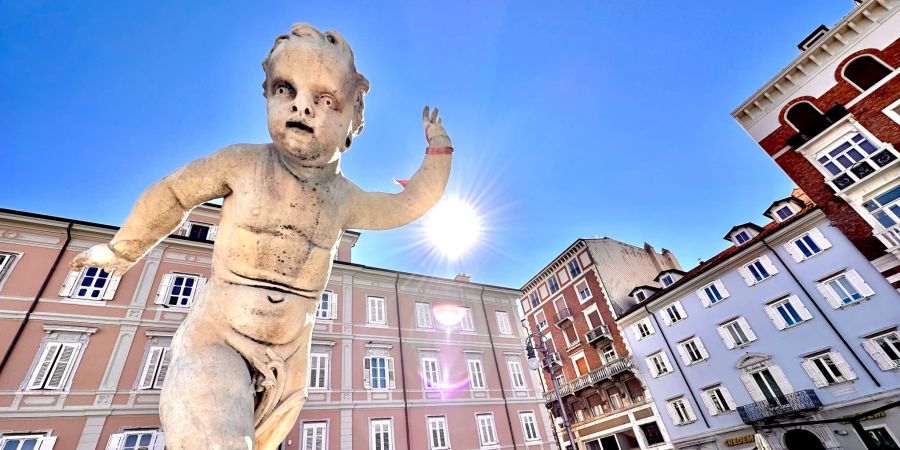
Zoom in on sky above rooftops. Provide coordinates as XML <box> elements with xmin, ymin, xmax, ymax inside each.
<box><xmin>0</xmin><ymin>0</ymin><xmax>852</xmax><ymax>288</ymax></box>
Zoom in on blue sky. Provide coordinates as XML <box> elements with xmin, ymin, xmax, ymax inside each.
<box><xmin>0</xmin><ymin>1</ymin><xmax>852</xmax><ymax>288</ymax></box>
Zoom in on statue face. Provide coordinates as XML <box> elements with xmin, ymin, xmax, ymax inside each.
<box><xmin>265</xmin><ymin>29</ymin><xmax>358</xmax><ymax>164</ymax></box>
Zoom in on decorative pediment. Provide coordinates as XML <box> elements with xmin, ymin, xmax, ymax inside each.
<box><xmin>735</xmin><ymin>353</ymin><xmax>772</xmax><ymax>370</ymax></box>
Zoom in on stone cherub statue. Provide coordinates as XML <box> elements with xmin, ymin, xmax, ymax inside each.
<box><xmin>71</xmin><ymin>23</ymin><xmax>452</xmax><ymax>449</ymax></box>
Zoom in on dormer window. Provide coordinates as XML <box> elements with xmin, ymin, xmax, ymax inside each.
<box><xmin>765</xmin><ymin>197</ymin><xmax>805</xmax><ymax>223</ymax></box>
<box><xmin>655</xmin><ymin>270</ymin><xmax>686</xmax><ymax>288</ymax></box>
<box><xmin>660</xmin><ymin>275</ymin><xmax>675</xmax><ymax>287</ymax></box>
<box><xmin>734</xmin><ymin>231</ymin><xmax>751</xmax><ymax>245</ymax></box>
<box><xmin>635</xmin><ymin>291</ymin><xmax>647</xmax><ymax>301</ymax></box>
<box><xmin>629</xmin><ymin>286</ymin><xmax>659</xmax><ymax>303</ymax></box>
<box><xmin>725</xmin><ymin>224</ymin><xmax>763</xmax><ymax>246</ymax></box>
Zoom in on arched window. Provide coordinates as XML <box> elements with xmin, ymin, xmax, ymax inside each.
<box><xmin>843</xmin><ymin>55</ymin><xmax>892</xmax><ymax>91</ymax></box>
<box><xmin>786</xmin><ymin>102</ymin><xmax>824</xmax><ymax>132</ymax></box>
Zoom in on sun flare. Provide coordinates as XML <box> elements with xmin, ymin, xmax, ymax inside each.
<box><xmin>423</xmin><ymin>197</ymin><xmax>483</xmax><ymax>259</ymax></box>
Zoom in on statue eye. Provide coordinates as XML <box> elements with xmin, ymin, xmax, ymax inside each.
<box><xmin>316</xmin><ymin>94</ymin><xmax>339</xmax><ymax>110</ymax></box>
<box><xmin>326</xmin><ymin>34</ymin><xmax>337</xmax><ymax>45</ymax></box>
<box><xmin>274</xmin><ymin>82</ymin><xmax>294</xmax><ymax>97</ymax></box>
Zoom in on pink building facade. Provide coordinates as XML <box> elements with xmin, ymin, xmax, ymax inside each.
<box><xmin>0</xmin><ymin>204</ymin><xmax>554</xmax><ymax>450</ymax></box>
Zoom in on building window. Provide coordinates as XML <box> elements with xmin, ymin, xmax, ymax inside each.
<box><xmin>734</xmin><ymin>231</ymin><xmax>751</xmax><ymax>245</ymax></box>
<box><xmin>495</xmin><ymin>311</ymin><xmax>512</xmax><ymax>335</ymax></box>
<box><xmin>633</xmin><ymin>318</ymin><xmax>654</xmax><ymax>340</ymax></box>
<box><xmin>677</xmin><ymin>337</ymin><xmax>709</xmax><ymax>365</ymax></box>
<box><xmin>138</xmin><ymin>345</ymin><xmax>171</xmax><ymax>390</ymax></box>
<box><xmin>567</xmin><ymin>259</ymin><xmax>582</xmax><ymax>278</ymax></box>
<box><xmin>301</xmin><ymin>422</ymin><xmax>326</xmax><ymax>450</ymax></box>
<box><xmin>765</xmin><ymin>295</ymin><xmax>813</xmax><ymax>329</ymax></box>
<box><xmin>426</xmin><ymin>416</ymin><xmax>450</xmax><ymax>450</ymax></box>
<box><xmin>718</xmin><ymin>317</ymin><xmax>757</xmax><ymax>349</ymax></box>
<box><xmin>308</xmin><ymin>353</ymin><xmax>329</xmax><ymax>390</ymax></box>
<box><xmin>640</xmin><ymin>422</ymin><xmax>665</xmax><ymax>446</ymax></box>
<box><xmin>776</xmin><ymin>205</ymin><xmax>795</xmax><ymax>221</ymax></box>
<box><xmin>816</xmin><ymin>133</ymin><xmax>881</xmax><ymax>177</ymax></box>
<box><xmin>803</xmin><ymin>352</ymin><xmax>856</xmax><ymax>387</ymax></box>
<box><xmin>459</xmin><ymin>307</ymin><xmax>476</xmax><ymax>332</ymax></box>
<box><xmin>60</xmin><ymin>266</ymin><xmax>121</xmax><ymax>301</ymax></box>
<box><xmin>529</xmin><ymin>292</ymin><xmax>539</xmax><ymax>308</ymax></box>
<box><xmin>647</xmin><ymin>352</ymin><xmax>672</xmax><ymax>378</ymax></box>
<box><xmin>26</xmin><ymin>342</ymin><xmax>82</xmax><ymax>390</ymax></box>
<box><xmin>547</xmin><ymin>276</ymin><xmax>560</xmax><ymax>294</ymax></box>
<box><xmin>634</xmin><ymin>290</ymin><xmax>647</xmax><ymax>301</ymax></box>
<box><xmin>697</xmin><ymin>280</ymin><xmax>729</xmax><ymax>307</ymax></box>
<box><xmin>739</xmin><ymin>256</ymin><xmax>778</xmax><ymax>286</ymax></box>
<box><xmin>534</xmin><ymin>310</ymin><xmax>548</xmax><ymax>331</ymax></box>
<box><xmin>702</xmin><ymin>386</ymin><xmax>734</xmax><ymax>416</ymax></box>
<box><xmin>317</xmin><ymin>291</ymin><xmax>336</xmax><ymax>320</ymax></box>
<box><xmin>105</xmin><ymin>429</ymin><xmax>164</xmax><ymax>450</ymax></box>
<box><xmin>575</xmin><ymin>280</ymin><xmax>592</xmax><ymax>302</ymax></box>
<box><xmin>476</xmin><ymin>414</ymin><xmax>499</xmax><ymax>447</ymax></box>
<box><xmin>519</xmin><ymin>412</ymin><xmax>540</xmax><ymax>442</ymax></box>
<box><xmin>574</xmin><ymin>354</ymin><xmax>589</xmax><ymax>376</ymax></box>
<box><xmin>422</xmin><ymin>357</ymin><xmax>441</xmax><ymax>389</ymax></box>
<box><xmin>177</xmin><ymin>221</ymin><xmax>218</xmax><ymax>242</ymax></box>
<box><xmin>786</xmin><ymin>101</ymin><xmax>824</xmax><ymax>133</ymax></box>
<box><xmin>370</xmin><ymin>419</ymin><xmax>393</xmax><ymax>450</ymax></box>
<box><xmin>660</xmin><ymin>274</ymin><xmax>675</xmax><ymax>287</ymax></box>
<box><xmin>154</xmin><ymin>273</ymin><xmax>203</xmax><ymax>308</ymax></box>
<box><xmin>743</xmin><ymin>366</ymin><xmax>792</xmax><ymax>405</ymax></box>
<box><xmin>416</xmin><ymin>302</ymin><xmax>434</xmax><ymax>329</ymax></box>
<box><xmin>601</xmin><ymin>345</ymin><xmax>617</xmax><ymax>364</ymax></box>
<box><xmin>667</xmin><ymin>397</ymin><xmax>696</xmax><ymax>425</ymax></box>
<box><xmin>843</xmin><ymin>55</ymin><xmax>893</xmax><ymax>91</ymax></box>
<box><xmin>364</xmin><ymin>354</ymin><xmax>396</xmax><ymax>389</ymax></box>
<box><xmin>0</xmin><ymin>252</ymin><xmax>18</xmax><ymax>286</ymax></box>
<box><xmin>367</xmin><ymin>296</ymin><xmax>386</xmax><ymax>325</ymax></box>
<box><xmin>817</xmin><ymin>270</ymin><xmax>875</xmax><ymax>308</ymax></box>
<box><xmin>507</xmin><ymin>358</ymin><xmax>526</xmax><ymax>389</ymax></box>
<box><xmin>864</xmin><ymin>426</ymin><xmax>899</xmax><ymax>449</ymax></box>
<box><xmin>0</xmin><ymin>434</ymin><xmax>57</xmax><ymax>449</ymax></box>
<box><xmin>864</xmin><ymin>185</ymin><xmax>900</xmax><ymax>229</ymax></box>
<box><xmin>467</xmin><ymin>358</ymin><xmax>486</xmax><ymax>389</ymax></box>
<box><xmin>785</xmin><ymin>228</ymin><xmax>831</xmax><ymax>262</ymax></box>
<box><xmin>662</xmin><ymin>302</ymin><xmax>686</xmax><ymax>326</ymax></box>
<box><xmin>562</xmin><ymin>324</ymin><xmax>579</xmax><ymax>348</ymax></box>
<box><xmin>863</xmin><ymin>331</ymin><xmax>900</xmax><ymax>371</ymax></box>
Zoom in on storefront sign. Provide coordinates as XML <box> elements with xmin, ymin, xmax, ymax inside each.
<box><xmin>725</xmin><ymin>435</ymin><xmax>756</xmax><ymax>446</ymax></box>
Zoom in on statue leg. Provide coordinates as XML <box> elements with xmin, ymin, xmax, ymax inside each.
<box><xmin>160</xmin><ymin>328</ymin><xmax>255</xmax><ymax>450</ymax></box>
<box><xmin>254</xmin><ymin>326</ymin><xmax>314</xmax><ymax>450</ymax></box>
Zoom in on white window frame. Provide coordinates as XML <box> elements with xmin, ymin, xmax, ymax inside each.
<box><xmin>459</xmin><ymin>307</ymin><xmax>476</xmax><ymax>332</ymax></box>
<box><xmin>426</xmin><ymin>416</ymin><xmax>450</xmax><ymax>450</ymax></box>
<box><xmin>495</xmin><ymin>311</ymin><xmax>512</xmax><ymax>335</ymax></box>
<box><xmin>718</xmin><ymin>317</ymin><xmax>757</xmax><ymax>349</ymax></box>
<box><xmin>567</xmin><ymin>259</ymin><xmax>582</xmax><ymax>278</ymax></box>
<box><xmin>26</xmin><ymin>342</ymin><xmax>82</xmax><ymax>390</ymax></box>
<box><xmin>741</xmin><ymin>365</ymin><xmax>794</xmax><ymax>403</ymax></box>
<box><xmin>765</xmin><ymin>295</ymin><xmax>813</xmax><ymax>330</ymax></box>
<box><xmin>802</xmin><ymin>351</ymin><xmax>857</xmax><ymax>387</ymax></box>
<box><xmin>739</xmin><ymin>256</ymin><xmax>778</xmax><ymax>286</ymax></box>
<box><xmin>367</xmin><ymin>296</ymin><xmax>387</xmax><ymax>325</ymax></box>
<box><xmin>138</xmin><ymin>345</ymin><xmax>171</xmax><ymax>390</ymax></box>
<box><xmin>661</xmin><ymin>301</ymin><xmax>686</xmax><ymax>326</ymax></box>
<box><xmin>59</xmin><ymin>266</ymin><xmax>121</xmax><ymax>301</ymax></box>
<box><xmin>308</xmin><ymin>353</ymin><xmax>329</xmax><ymax>390</ymax></box>
<box><xmin>632</xmin><ymin>318</ymin><xmax>654</xmax><ymax>340</ymax></box>
<box><xmin>646</xmin><ymin>352</ymin><xmax>672</xmax><ymax>378</ymax></box>
<box><xmin>422</xmin><ymin>356</ymin><xmax>442</xmax><ymax>389</ymax></box>
<box><xmin>105</xmin><ymin>429</ymin><xmax>164</xmax><ymax>450</ymax></box>
<box><xmin>154</xmin><ymin>273</ymin><xmax>205</xmax><ymax>308</ymax></box>
<box><xmin>0</xmin><ymin>251</ymin><xmax>21</xmax><ymax>291</ymax></box>
<box><xmin>784</xmin><ymin>228</ymin><xmax>831</xmax><ymax>263</ymax></box>
<box><xmin>601</xmin><ymin>345</ymin><xmax>617</xmax><ymax>364</ymax></box>
<box><xmin>467</xmin><ymin>357</ymin><xmax>486</xmax><ymax>389</ymax></box>
<box><xmin>863</xmin><ymin>331</ymin><xmax>900</xmax><ymax>371</ymax></box>
<box><xmin>677</xmin><ymin>337</ymin><xmax>709</xmax><ymax>365</ymax></box>
<box><xmin>817</xmin><ymin>270</ymin><xmax>875</xmax><ymax>308</ymax></box>
<box><xmin>534</xmin><ymin>310</ymin><xmax>548</xmax><ymax>331</ymax></box>
<box><xmin>507</xmin><ymin>358</ymin><xmax>527</xmax><ymax>389</ymax></box>
<box><xmin>696</xmin><ymin>279</ymin><xmax>729</xmax><ymax>307</ymax></box>
<box><xmin>370</xmin><ymin>419</ymin><xmax>394</xmax><ymax>450</ymax></box>
<box><xmin>519</xmin><ymin>411</ymin><xmax>540</xmax><ymax>442</ymax></box>
<box><xmin>301</xmin><ymin>422</ymin><xmax>327</xmax><ymax>450</ymax></box>
<box><xmin>733</xmin><ymin>230</ymin><xmax>751</xmax><ymax>245</ymax></box>
<box><xmin>575</xmin><ymin>279</ymin><xmax>592</xmax><ymax>303</ymax></box>
<box><xmin>701</xmin><ymin>386</ymin><xmax>735</xmax><ymax>416</ymax></box>
<box><xmin>814</xmin><ymin>132</ymin><xmax>884</xmax><ymax>177</ymax></box>
<box><xmin>547</xmin><ymin>275</ymin><xmax>560</xmax><ymax>293</ymax></box>
<box><xmin>0</xmin><ymin>434</ymin><xmax>57</xmax><ymax>450</ymax></box>
<box><xmin>317</xmin><ymin>290</ymin><xmax>337</xmax><ymax>320</ymax></box>
<box><xmin>476</xmin><ymin>413</ymin><xmax>499</xmax><ymax>447</ymax></box>
<box><xmin>416</xmin><ymin>302</ymin><xmax>434</xmax><ymax>329</ymax></box>
<box><xmin>364</xmin><ymin>347</ymin><xmax>396</xmax><ymax>390</ymax></box>
<box><xmin>884</xmin><ymin>97</ymin><xmax>900</xmax><ymax>125</ymax></box>
<box><xmin>666</xmin><ymin>397</ymin><xmax>696</xmax><ymax>425</ymax></box>
<box><xmin>660</xmin><ymin>274</ymin><xmax>675</xmax><ymax>287</ymax></box>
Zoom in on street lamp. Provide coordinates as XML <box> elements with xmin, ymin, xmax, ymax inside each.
<box><xmin>524</xmin><ymin>328</ymin><xmax>580</xmax><ymax>450</ymax></box>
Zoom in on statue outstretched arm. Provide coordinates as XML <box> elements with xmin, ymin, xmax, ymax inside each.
<box><xmin>72</xmin><ymin>146</ymin><xmax>243</xmax><ymax>274</ymax></box>
<box><xmin>344</xmin><ymin>106</ymin><xmax>453</xmax><ymax>231</ymax></box>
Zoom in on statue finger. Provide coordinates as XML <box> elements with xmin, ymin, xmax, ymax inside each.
<box><xmin>422</xmin><ymin>106</ymin><xmax>430</xmax><ymax>123</ymax></box>
<box><xmin>431</xmin><ymin>108</ymin><xmax>439</xmax><ymax>123</ymax></box>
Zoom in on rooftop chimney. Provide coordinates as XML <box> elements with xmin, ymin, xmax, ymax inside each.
<box><xmin>454</xmin><ymin>273</ymin><xmax>471</xmax><ymax>283</ymax></box>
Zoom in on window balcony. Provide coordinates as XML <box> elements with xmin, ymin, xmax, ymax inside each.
<box><xmin>736</xmin><ymin>390</ymin><xmax>822</xmax><ymax>424</ymax></box>
<box><xmin>875</xmin><ymin>224</ymin><xmax>900</xmax><ymax>255</ymax></box>
<box><xmin>787</xmin><ymin>104</ymin><xmax>849</xmax><ymax>148</ymax></box>
<box><xmin>554</xmin><ymin>308</ymin><xmax>573</xmax><ymax>324</ymax></box>
<box><xmin>544</xmin><ymin>357</ymin><xmax>633</xmax><ymax>403</ymax></box>
<box><xmin>585</xmin><ymin>324</ymin><xmax>612</xmax><ymax>346</ymax></box>
<box><xmin>542</xmin><ymin>352</ymin><xmax>563</xmax><ymax>371</ymax></box>
<box><xmin>826</xmin><ymin>145</ymin><xmax>899</xmax><ymax>192</ymax></box>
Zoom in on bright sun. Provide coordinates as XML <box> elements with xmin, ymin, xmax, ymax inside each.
<box><xmin>423</xmin><ymin>197</ymin><xmax>483</xmax><ymax>259</ymax></box>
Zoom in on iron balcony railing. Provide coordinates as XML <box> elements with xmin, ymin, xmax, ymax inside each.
<box><xmin>554</xmin><ymin>307</ymin><xmax>573</xmax><ymax>324</ymax></box>
<box><xmin>585</xmin><ymin>324</ymin><xmax>611</xmax><ymax>345</ymax></box>
<box><xmin>826</xmin><ymin>145</ymin><xmax>899</xmax><ymax>192</ymax></box>
<box><xmin>875</xmin><ymin>224</ymin><xmax>900</xmax><ymax>255</ymax></box>
<box><xmin>544</xmin><ymin>357</ymin><xmax>633</xmax><ymax>403</ymax></box>
<box><xmin>736</xmin><ymin>389</ymin><xmax>822</xmax><ymax>424</ymax></box>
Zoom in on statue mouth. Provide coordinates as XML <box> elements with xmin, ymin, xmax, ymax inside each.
<box><xmin>286</xmin><ymin>121</ymin><xmax>314</xmax><ymax>134</ymax></box>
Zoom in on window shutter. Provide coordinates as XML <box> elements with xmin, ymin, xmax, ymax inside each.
<box><xmin>783</xmin><ymin>241</ymin><xmax>805</xmax><ymax>263</ymax></box>
<box><xmin>659</xmin><ymin>310</ymin><xmax>672</xmax><ymax>326</ymax></box>
<box><xmin>35</xmin><ymin>436</ymin><xmax>58</xmax><ymax>450</ymax></box>
<box><xmin>665</xmin><ymin>402</ymin><xmax>679</xmax><ymax>424</ymax></box>
<box><xmin>675</xmin><ymin>302</ymin><xmax>687</xmax><ymax>320</ymax></box>
<box><xmin>816</xmin><ymin>281</ymin><xmax>843</xmax><ymax>309</ymax></box>
<box><xmin>105</xmin><ymin>433</ymin><xmax>124</xmax><ymax>450</ymax></box>
<box><xmin>737</xmin><ymin>266</ymin><xmax>755</xmax><ymax>286</ymax></box>
<box><xmin>177</xmin><ymin>221</ymin><xmax>191</xmax><ymax>236</ymax></box>
<box><xmin>846</xmin><ymin>270</ymin><xmax>875</xmax><ymax>297</ymax></box>
<box><xmin>102</xmin><ymin>271</ymin><xmax>121</xmax><ymax>300</ymax></box>
<box><xmin>677</xmin><ymin>343</ymin><xmax>691</xmax><ymax>365</ymax></box>
<box><xmin>44</xmin><ymin>343</ymin><xmax>80</xmax><ymax>390</ymax></box>
<box><xmin>28</xmin><ymin>342</ymin><xmax>62</xmax><ymax>389</ymax></box>
<box><xmin>645</xmin><ymin>357</ymin><xmax>659</xmax><ymax>378</ymax></box>
<box><xmin>765</xmin><ymin>305</ymin><xmax>788</xmax><ymax>330</ymax></box>
<box><xmin>328</xmin><ymin>292</ymin><xmax>338</xmax><ymax>319</ymax></box>
<box><xmin>760</xmin><ymin>255</ymin><xmax>779</xmax><ymax>276</ymax></box>
<box><xmin>58</xmin><ymin>269</ymin><xmax>80</xmax><ymax>297</ymax></box>
<box><xmin>801</xmin><ymin>359</ymin><xmax>828</xmax><ymax>387</ymax></box>
<box><xmin>863</xmin><ymin>340</ymin><xmax>894</xmax><ymax>371</ymax></box>
<box><xmin>793</xmin><ymin>296</ymin><xmax>813</xmax><ymax>321</ymax></box>
<box><xmin>363</xmin><ymin>357</ymin><xmax>371</xmax><ymax>388</ymax></box>
<box><xmin>830</xmin><ymin>352</ymin><xmax>857</xmax><ymax>381</ymax></box>
<box><xmin>631</xmin><ymin>324</ymin><xmax>642</xmax><ymax>340</ymax></box>
<box><xmin>154</xmin><ymin>274</ymin><xmax>174</xmax><ymax>305</ymax></box>
<box><xmin>696</xmin><ymin>288</ymin><xmax>711</xmax><ymax>308</ymax></box>
<box><xmin>701</xmin><ymin>391</ymin><xmax>718</xmax><ymax>416</ymax></box>
<box><xmin>558</xmin><ymin>270</ymin><xmax>569</xmax><ymax>284</ymax></box>
<box><xmin>155</xmin><ymin>348</ymin><xmax>171</xmax><ymax>388</ymax></box>
<box><xmin>808</xmin><ymin>228</ymin><xmax>832</xmax><ymax>251</ymax></box>
<box><xmin>717</xmin><ymin>325</ymin><xmax>736</xmax><ymax>349</ymax></box>
<box><xmin>720</xmin><ymin>387</ymin><xmax>736</xmax><ymax>410</ymax></box>
<box><xmin>387</xmin><ymin>357</ymin><xmax>396</xmax><ymax>389</ymax></box>
<box><xmin>741</xmin><ymin>373</ymin><xmax>765</xmax><ymax>402</ymax></box>
<box><xmin>768</xmin><ymin>365</ymin><xmax>794</xmax><ymax>393</ymax></box>
<box><xmin>139</xmin><ymin>346</ymin><xmax>164</xmax><ymax>389</ymax></box>
<box><xmin>661</xmin><ymin>352</ymin><xmax>673</xmax><ymax>372</ymax></box>
<box><xmin>150</xmin><ymin>432</ymin><xmax>166</xmax><ymax>450</ymax></box>
<box><xmin>739</xmin><ymin>317</ymin><xmax>757</xmax><ymax>342</ymax></box>
<box><xmin>696</xmin><ymin>338</ymin><xmax>710</xmax><ymax>359</ymax></box>
<box><xmin>686</xmin><ymin>401</ymin><xmax>697</xmax><ymax>421</ymax></box>
<box><xmin>715</xmin><ymin>280</ymin><xmax>730</xmax><ymax>300</ymax></box>
<box><xmin>207</xmin><ymin>225</ymin><xmax>219</xmax><ymax>241</ymax></box>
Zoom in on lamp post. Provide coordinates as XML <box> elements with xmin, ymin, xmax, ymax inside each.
<box><xmin>524</xmin><ymin>328</ymin><xmax>579</xmax><ymax>450</ymax></box>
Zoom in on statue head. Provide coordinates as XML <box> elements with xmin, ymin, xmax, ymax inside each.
<box><xmin>262</xmin><ymin>23</ymin><xmax>370</xmax><ymax>164</ymax></box>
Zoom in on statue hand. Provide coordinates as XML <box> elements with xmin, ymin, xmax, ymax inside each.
<box><xmin>71</xmin><ymin>243</ymin><xmax>137</xmax><ymax>274</ymax></box>
<box><xmin>423</xmin><ymin>106</ymin><xmax>452</xmax><ymax>148</ymax></box>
